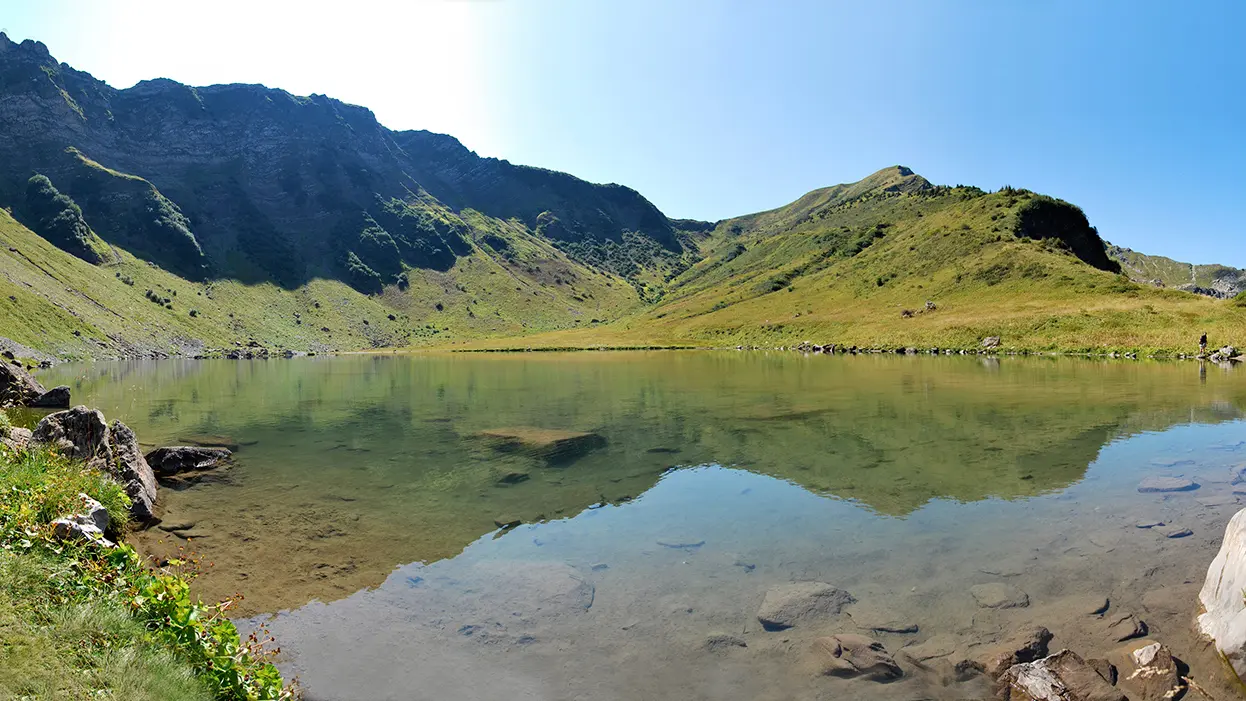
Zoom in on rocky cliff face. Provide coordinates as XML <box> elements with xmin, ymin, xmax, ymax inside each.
<box><xmin>0</xmin><ymin>33</ymin><xmax>680</xmax><ymax>290</ymax></box>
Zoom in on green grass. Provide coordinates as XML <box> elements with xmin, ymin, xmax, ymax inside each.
<box><xmin>0</xmin><ymin>441</ymin><xmax>296</xmax><ymax>700</ymax></box>
<box><xmin>0</xmin><ymin>550</ymin><xmax>212</xmax><ymax>701</ymax></box>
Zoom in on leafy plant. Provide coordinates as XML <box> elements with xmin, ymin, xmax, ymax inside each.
<box><xmin>0</xmin><ymin>446</ymin><xmax>298</xmax><ymax>700</ymax></box>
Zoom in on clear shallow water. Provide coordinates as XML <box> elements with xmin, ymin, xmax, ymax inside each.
<box><xmin>38</xmin><ymin>353</ymin><xmax>1246</xmax><ymax>700</ymax></box>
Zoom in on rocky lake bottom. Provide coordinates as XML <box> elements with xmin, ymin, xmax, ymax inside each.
<box><xmin>37</xmin><ymin>352</ymin><xmax>1246</xmax><ymax>700</ymax></box>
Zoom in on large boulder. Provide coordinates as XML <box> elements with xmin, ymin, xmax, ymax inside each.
<box><xmin>31</xmin><ymin>407</ymin><xmax>157</xmax><ymax>523</ymax></box>
<box><xmin>144</xmin><ymin>446</ymin><xmax>233</xmax><ymax>477</ymax></box>
<box><xmin>29</xmin><ymin>385</ymin><xmax>70</xmax><ymax>408</ymax></box>
<box><xmin>999</xmin><ymin>649</ymin><xmax>1126</xmax><ymax>701</ymax></box>
<box><xmin>1198</xmin><ymin>506</ymin><xmax>1246</xmax><ymax>681</ymax></box>
<box><xmin>0</xmin><ymin>361</ymin><xmax>45</xmax><ymax>407</ymax></box>
<box><xmin>757</xmin><ymin>582</ymin><xmax>855</xmax><ymax>631</ymax></box>
<box><xmin>109</xmin><ymin>421</ymin><xmax>157</xmax><ymax>522</ymax></box>
<box><xmin>32</xmin><ymin>405</ymin><xmax>110</xmax><ymax>459</ymax></box>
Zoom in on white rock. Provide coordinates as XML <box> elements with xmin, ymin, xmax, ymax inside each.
<box><xmin>51</xmin><ymin>494</ymin><xmax>114</xmax><ymax>548</ymax></box>
<box><xmin>1198</xmin><ymin>507</ymin><xmax>1246</xmax><ymax>681</ymax></box>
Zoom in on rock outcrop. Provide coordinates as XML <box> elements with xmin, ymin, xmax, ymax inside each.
<box><xmin>1197</xmin><ymin>506</ymin><xmax>1246</xmax><ymax>682</ymax></box>
<box><xmin>31</xmin><ymin>406</ymin><xmax>157</xmax><ymax>522</ymax></box>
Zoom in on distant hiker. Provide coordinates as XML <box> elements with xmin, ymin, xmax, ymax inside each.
<box><xmin>1200</xmin><ymin>332</ymin><xmax>1208</xmax><ymax>355</ymax></box>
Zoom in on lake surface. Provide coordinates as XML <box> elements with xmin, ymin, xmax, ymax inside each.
<box><xmin>39</xmin><ymin>352</ymin><xmax>1246</xmax><ymax>700</ymax></box>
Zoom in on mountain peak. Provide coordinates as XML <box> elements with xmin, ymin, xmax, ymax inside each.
<box><xmin>857</xmin><ymin>165</ymin><xmax>932</xmax><ymax>195</ymax></box>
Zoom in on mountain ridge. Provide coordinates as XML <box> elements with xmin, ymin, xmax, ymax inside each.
<box><xmin>1</xmin><ymin>34</ymin><xmax>1244</xmax><ymax>359</ymax></box>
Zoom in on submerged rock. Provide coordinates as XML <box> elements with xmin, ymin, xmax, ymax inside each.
<box><xmin>144</xmin><ymin>446</ymin><xmax>233</xmax><ymax>477</ymax></box>
<box><xmin>474</xmin><ymin>427</ymin><xmax>607</xmax><ymax>464</ymax></box>
<box><xmin>970</xmin><ymin>582</ymin><xmax>1030</xmax><ymax>609</ymax></box>
<box><xmin>999</xmin><ymin>649</ymin><xmax>1127</xmax><ymax>701</ymax></box>
<box><xmin>702</xmin><ymin>634</ymin><xmax>747</xmax><ymax>653</ymax></box>
<box><xmin>756</xmin><ymin>581</ymin><xmax>855</xmax><ymax>631</ymax></box>
<box><xmin>1153</xmin><ymin>524</ymin><xmax>1192</xmax><ymax>539</ymax></box>
<box><xmin>1198</xmin><ymin>507</ymin><xmax>1246</xmax><ymax>682</ymax></box>
<box><xmin>846</xmin><ymin>603</ymin><xmax>919</xmax><ymax>634</ymax></box>
<box><xmin>1137</xmin><ymin>476</ymin><xmax>1198</xmax><ymax>493</ymax></box>
<box><xmin>900</xmin><ymin>634</ymin><xmax>959</xmax><ymax>663</ymax></box>
<box><xmin>809</xmin><ymin>634</ymin><xmax>902</xmax><ymax>681</ymax></box>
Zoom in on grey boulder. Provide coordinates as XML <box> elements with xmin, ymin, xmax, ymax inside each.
<box><xmin>32</xmin><ymin>407</ymin><xmax>157</xmax><ymax>523</ymax></box>
<box><xmin>29</xmin><ymin>385</ymin><xmax>70</xmax><ymax>408</ymax></box>
<box><xmin>0</xmin><ymin>361</ymin><xmax>45</xmax><ymax>407</ymax></box>
<box><xmin>144</xmin><ymin>446</ymin><xmax>233</xmax><ymax>477</ymax></box>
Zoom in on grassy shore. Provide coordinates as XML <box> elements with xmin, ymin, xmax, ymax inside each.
<box><xmin>0</xmin><ymin>412</ymin><xmax>296</xmax><ymax>701</ymax></box>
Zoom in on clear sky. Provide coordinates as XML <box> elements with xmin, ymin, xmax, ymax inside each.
<box><xmin>1</xmin><ymin>1</ymin><xmax>1242</xmax><ymax>265</ymax></box>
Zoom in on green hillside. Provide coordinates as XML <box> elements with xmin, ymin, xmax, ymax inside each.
<box><xmin>456</xmin><ymin>168</ymin><xmax>1246</xmax><ymax>355</ymax></box>
<box><xmin>0</xmin><ymin>206</ymin><xmax>641</xmax><ymax>359</ymax></box>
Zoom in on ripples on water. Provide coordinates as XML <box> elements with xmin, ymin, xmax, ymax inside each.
<box><xmin>40</xmin><ymin>353</ymin><xmax>1246</xmax><ymax>700</ymax></box>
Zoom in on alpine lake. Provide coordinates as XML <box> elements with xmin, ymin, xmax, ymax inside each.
<box><xmin>37</xmin><ymin>351</ymin><xmax>1246</xmax><ymax>700</ymax></box>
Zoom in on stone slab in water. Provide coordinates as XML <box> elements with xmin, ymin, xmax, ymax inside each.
<box><xmin>475</xmin><ymin>427</ymin><xmax>607</xmax><ymax>464</ymax></box>
<box><xmin>756</xmin><ymin>582</ymin><xmax>854</xmax><ymax>631</ymax></box>
<box><xmin>970</xmin><ymin>582</ymin><xmax>1029</xmax><ymax>609</ymax></box>
<box><xmin>1137</xmin><ymin>476</ymin><xmax>1198</xmax><ymax>493</ymax></box>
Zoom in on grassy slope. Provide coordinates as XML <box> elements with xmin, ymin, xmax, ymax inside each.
<box><xmin>451</xmin><ymin>170</ymin><xmax>1246</xmax><ymax>354</ymax></box>
<box><xmin>1108</xmin><ymin>243</ymin><xmax>1246</xmax><ymax>292</ymax></box>
<box><xmin>0</xmin><ymin>203</ymin><xmax>639</xmax><ymax>360</ymax></box>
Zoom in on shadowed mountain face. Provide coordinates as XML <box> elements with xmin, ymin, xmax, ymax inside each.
<box><xmin>0</xmin><ymin>34</ymin><xmax>680</xmax><ymax>289</ymax></box>
<box><xmin>38</xmin><ymin>352</ymin><xmax>1246</xmax><ymax>613</ymax></box>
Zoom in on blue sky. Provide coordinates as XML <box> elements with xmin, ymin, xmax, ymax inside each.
<box><xmin>2</xmin><ymin>1</ymin><xmax>1242</xmax><ymax>265</ymax></box>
